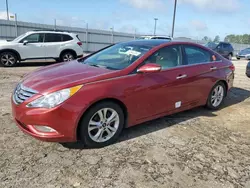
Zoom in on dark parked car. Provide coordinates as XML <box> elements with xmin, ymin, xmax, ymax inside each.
<box><xmin>205</xmin><ymin>42</ymin><xmax>234</xmax><ymax>60</ymax></box>
<box><xmin>236</xmin><ymin>48</ymin><xmax>250</xmax><ymax>60</ymax></box>
<box><xmin>246</xmin><ymin>61</ymin><xmax>250</xmax><ymax>78</ymax></box>
<box><xmin>11</xmin><ymin>40</ymin><xmax>235</xmax><ymax>148</ymax></box>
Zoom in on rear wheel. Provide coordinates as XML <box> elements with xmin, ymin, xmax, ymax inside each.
<box><xmin>0</xmin><ymin>52</ymin><xmax>18</xmax><ymax>67</ymax></box>
<box><xmin>237</xmin><ymin>57</ymin><xmax>240</xmax><ymax>60</ymax></box>
<box><xmin>206</xmin><ymin>82</ymin><xmax>226</xmax><ymax>110</ymax></box>
<box><xmin>79</xmin><ymin>101</ymin><xmax>124</xmax><ymax>148</ymax></box>
<box><xmin>60</xmin><ymin>51</ymin><xmax>76</xmax><ymax>62</ymax></box>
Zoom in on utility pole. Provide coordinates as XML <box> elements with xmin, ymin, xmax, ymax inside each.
<box><xmin>6</xmin><ymin>0</ymin><xmax>9</xmax><ymax>20</ymax></box>
<box><xmin>54</xmin><ymin>19</ymin><xmax>56</xmax><ymax>30</ymax></box>
<box><xmin>154</xmin><ymin>18</ymin><xmax>158</xmax><ymax>36</ymax></box>
<box><xmin>171</xmin><ymin>0</ymin><xmax>177</xmax><ymax>38</ymax></box>
<box><xmin>85</xmin><ymin>22</ymin><xmax>88</xmax><ymax>52</ymax></box>
<box><xmin>110</xmin><ymin>27</ymin><xmax>114</xmax><ymax>44</ymax></box>
<box><xmin>15</xmin><ymin>13</ymin><xmax>17</xmax><ymax>37</ymax></box>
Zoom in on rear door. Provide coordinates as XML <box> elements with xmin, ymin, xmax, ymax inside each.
<box><xmin>182</xmin><ymin>44</ymin><xmax>223</xmax><ymax>105</ymax></box>
<box><xmin>44</xmin><ymin>33</ymin><xmax>63</xmax><ymax>58</ymax></box>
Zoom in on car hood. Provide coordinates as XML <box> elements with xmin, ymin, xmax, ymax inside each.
<box><xmin>239</xmin><ymin>51</ymin><xmax>250</xmax><ymax>55</ymax></box>
<box><xmin>21</xmin><ymin>61</ymin><xmax>117</xmax><ymax>93</ymax></box>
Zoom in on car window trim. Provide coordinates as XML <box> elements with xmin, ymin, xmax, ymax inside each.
<box><xmin>182</xmin><ymin>44</ymin><xmax>221</xmax><ymax>66</ymax></box>
<box><xmin>44</xmin><ymin>33</ymin><xmax>63</xmax><ymax>43</ymax></box>
<box><xmin>19</xmin><ymin>33</ymin><xmax>44</xmax><ymax>43</ymax></box>
<box><xmin>132</xmin><ymin>44</ymin><xmax>183</xmax><ymax>73</ymax></box>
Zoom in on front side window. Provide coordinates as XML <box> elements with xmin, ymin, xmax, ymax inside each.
<box><xmin>20</xmin><ymin>33</ymin><xmax>44</xmax><ymax>43</ymax></box>
<box><xmin>44</xmin><ymin>33</ymin><xmax>62</xmax><ymax>42</ymax></box>
<box><xmin>80</xmin><ymin>43</ymin><xmax>152</xmax><ymax>70</ymax></box>
<box><xmin>144</xmin><ymin>45</ymin><xmax>182</xmax><ymax>69</ymax></box>
<box><xmin>184</xmin><ymin>45</ymin><xmax>212</xmax><ymax>65</ymax></box>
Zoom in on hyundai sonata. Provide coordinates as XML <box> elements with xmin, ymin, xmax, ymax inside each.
<box><xmin>11</xmin><ymin>40</ymin><xmax>235</xmax><ymax>147</ymax></box>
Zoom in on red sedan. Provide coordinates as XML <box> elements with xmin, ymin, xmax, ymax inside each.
<box><xmin>11</xmin><ymin>40</ymin><xmax>235</xmax><ymax>148</ymax></box>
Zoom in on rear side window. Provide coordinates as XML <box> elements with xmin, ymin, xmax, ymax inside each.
<box><xmin>184</xmin><ymin>45</ymin><xmax>212</xmax><ymax>65</ymax></box>
<box><xmin>222</xmin><ymin>43</ymin><xmax>233</xmax><ymax>50</ymax></box>
<box><xmin>62</xmin><ymin>34</ymin><xmax>73</xmax><ymax>41</ymax></box>
<box><xmin>76</xmin><ymin>35</ymin><xmax>81</xmax><ymax>41</ymax></box>
<box><xmin>44</xmin><ymin>33</ymin><xmax>62</xmax><ymax>42</ymax></box>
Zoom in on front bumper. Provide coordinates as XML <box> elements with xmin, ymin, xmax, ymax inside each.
<box><xmin>236</xmin><ymin>54</ymin><xmax>250</xmax><ymax>59</ymax></box>
<box><xmin>246</xmin><ymin>68</ymin><xmax>250</xmax><ymax>77</ymax></box>
<box><xmin>11</xmin><ymin>97</ymin><xmax>81</xmax><ymax>142</ymax></box>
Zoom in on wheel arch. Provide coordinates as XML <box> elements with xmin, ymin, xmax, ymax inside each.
<box><xmin>76</xmin><ymin>98</ymin><xmax>128</xmax><ymax>141</ymax></box>
<box><xmin>214</xmin><ymin>79</ymin><xmax>228</xmax><ymax>96</ymax></box>
<box><xmin>0</xmin><ymin>49</ymin><xmax>21</xmax><ymax>60</ymax></box>
<box><xmin>60</xmin><ymin>49</ymin><xmax>77</xmax><ymax>59</ymax></box>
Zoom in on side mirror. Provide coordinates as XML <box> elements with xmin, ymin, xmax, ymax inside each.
<box><xmin>137</xmin><ymin>63</ymin><xmax>161</xmax><ymax>73</ymax></box>
<box><xmin>23</xmin><ymin>40</ymin><xmax>28</xmax><ymax>45</ymax></box>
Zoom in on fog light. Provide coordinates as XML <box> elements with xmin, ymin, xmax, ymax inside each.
<box><xmin>33</xmin><ymin>125</ymin><xmax>57</xmax><ymax>133</ymax></box>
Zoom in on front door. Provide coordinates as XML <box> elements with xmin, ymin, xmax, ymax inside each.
<box><xmin>18</xmin><ymin>33</ymin><xmax>45</xmax><ymax>60</ymax></box>
<box><xmin>124</xmin><ymin>45</ymin><xmax>190</xmax><ymax>120</ymax></box>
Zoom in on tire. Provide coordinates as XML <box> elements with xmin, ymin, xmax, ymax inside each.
<box><xmin>79</xmin><ymin>101</ymin><xmax>125</xmax><ymax>148</ymax></box>
<box><xmin>206</xmin><ymin>82</ymin><xmax>226</xmax><ymax>110</ymax></box>
<box><xmin>0</xmin><ymin>51</ymin><xmax>18</xmax><ymax>67</ymax></box>
<box><xmin>60</xmin><ymin>51</ymin><xmax>76</xmax><ymax>62</ymax></box>
<box><xmin>237</xmin><ymin>57</ymin><xmax>240</xmax><ymax>60</ymax></box>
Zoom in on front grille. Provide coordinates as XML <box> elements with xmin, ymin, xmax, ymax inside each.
<box><xmin>13</xmin><ymin>84</ymin><xmax>38</xmax><ymax>105</ymax></box>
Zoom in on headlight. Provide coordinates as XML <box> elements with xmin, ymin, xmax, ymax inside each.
<box><xmin>26</xmin><ymin>85</ymin><xmax>82</xmax><ymax>108</ymax></box>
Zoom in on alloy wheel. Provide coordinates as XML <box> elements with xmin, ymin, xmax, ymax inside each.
<box><xmin>211</xmin><ymin>85</ymin><xmax>224</xmax><ymax>107</ymax></box>
<box><xmin>1</xmin><ymin>54</ymin><xmax>16</xmax><ymax>66</ymax></box>
<box><xmin>63</xmin><ymin>54</ymin><xmax>74</xmax><ymax>62</ymax></box>
<box><xmin>88</xmin><ymin>108</ymin><xmax>120</xmax><ymax>143</ymax></box>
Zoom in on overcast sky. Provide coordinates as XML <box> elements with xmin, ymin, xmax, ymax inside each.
<box><xmin>0</xmin><ymin>0</ymin><xmax>248</xmax><ymax>39</ymax></box>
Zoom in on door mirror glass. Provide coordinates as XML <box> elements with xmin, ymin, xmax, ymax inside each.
<box><xmin>137</xmin><ymin>63</ymin><xmax>161</xmax><ymax>73</ymax></box>
<box><xmin>23</xmin><ymin>40</ymin><xmax>28</xmax><ymax>45</ymax></box>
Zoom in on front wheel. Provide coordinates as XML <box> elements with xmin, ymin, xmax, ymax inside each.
<box><xmin>0</xmin><ymin>52</ymin><xmax>18</xmax><ymax>67</ymax></box>
<box><xmin>79</xmin><ymin>102</ymin><xmax>124</xmax><ymax>148</ymax></box>
<box><xmin>206</xmin><ymin>82</ymin><xmax>226</xmax><ymax>110</ymax></box>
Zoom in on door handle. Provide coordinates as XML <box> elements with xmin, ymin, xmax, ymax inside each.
<box><xmin>210</xmin><ymin>67</ymin><xmax>217</xmax><ymax>70</ymax></box>
<box><xmin>176</xmin><ymin>74</ymin><xmax>187</xmax><ymax>79</ymax></box>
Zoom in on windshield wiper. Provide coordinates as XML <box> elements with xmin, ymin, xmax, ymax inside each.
<box><xmin>88</xmin><ymin>64</ymin><xmax>118</xmax><ymax>70</ymax></box>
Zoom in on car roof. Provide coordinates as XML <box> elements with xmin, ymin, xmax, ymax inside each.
<box><xmin>26</xmin><ymin>30</ymin><xmax>75</xmax><ymax>35</ymax></box>
<box><xmin>118</xmin><ymin>39</ymin><xmax>171</xmax><ymax>47</ymax></box>
<box><xmin>118</xmin><ymin>39</ymin><xmax>206</xmax><ymax>49</ymax></box>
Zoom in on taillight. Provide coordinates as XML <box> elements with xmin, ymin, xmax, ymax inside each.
<box><xmin>229</xmin><ymin>64</ymin><xmax>235</xmax><ymax>71</ymax></box>
<box><xmin>77</xmin><ymin>42</ymin><xmax>82</xmax><ymax>46</ymax></box>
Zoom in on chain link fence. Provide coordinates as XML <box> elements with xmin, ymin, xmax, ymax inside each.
<box><xmin>1</xmin><ymin>19</ymin><xmax>250</xmax><ymax>55</ymax></box>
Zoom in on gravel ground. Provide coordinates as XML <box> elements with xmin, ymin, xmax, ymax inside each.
<box><xmin>0</xmin><ymin>60</ymin><xmax>250</xmax><ymax>188</ymax></box>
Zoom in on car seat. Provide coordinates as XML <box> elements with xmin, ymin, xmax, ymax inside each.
<box><xmin>156</xmin><ymin>48</ymin><xmax>178</xmax><ymax>69</ymax></box>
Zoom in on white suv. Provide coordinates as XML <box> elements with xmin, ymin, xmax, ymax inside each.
<box><xmin>0</xmin><ymin>30</ymin><xmax>84</xmax><ymax>67</ymax></box>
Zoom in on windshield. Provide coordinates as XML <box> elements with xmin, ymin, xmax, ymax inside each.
<box><xmin>12</xmin><ymin>33</ymin><xmax>28</xmax><ymax>42</ymax></box>
<box><xmin>241</xmin><ymin>48</ymin><xmax>250</xmax><ymax>53</ymax></box>
<box><xmin>205</xmin><ymin>42</ymin><xmax>219</xmax><ymax>49</ymax></box>
<box><xmin>80</xmin><ymin>43</ymin><xmax>152</xmax><ymax>70</ymax></box>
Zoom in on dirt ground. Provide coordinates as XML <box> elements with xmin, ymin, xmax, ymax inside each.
<box><xmin>1</xmin><ymin>60</ymin><xmax>250</xmax><ymax>188</ymax></box>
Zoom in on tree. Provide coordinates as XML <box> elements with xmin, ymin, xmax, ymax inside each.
<box><xmin>213</xmin><ymin>35</ymin><xmax>220</xmax><ymax>43</ymax></box>
<box><xmin>202</xmin><ymin>36</ymin><xmax>209</xmax><ymax>41</ymax></box>
<box><xmin>224</xmin><ymin>34</ymin><xmax>250</xmax><ymax>44</ymax></box>
<box><xmin>202</xmin><ymin>36</ymin><xmax>212</xmax><ymax>42</ymax></box>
